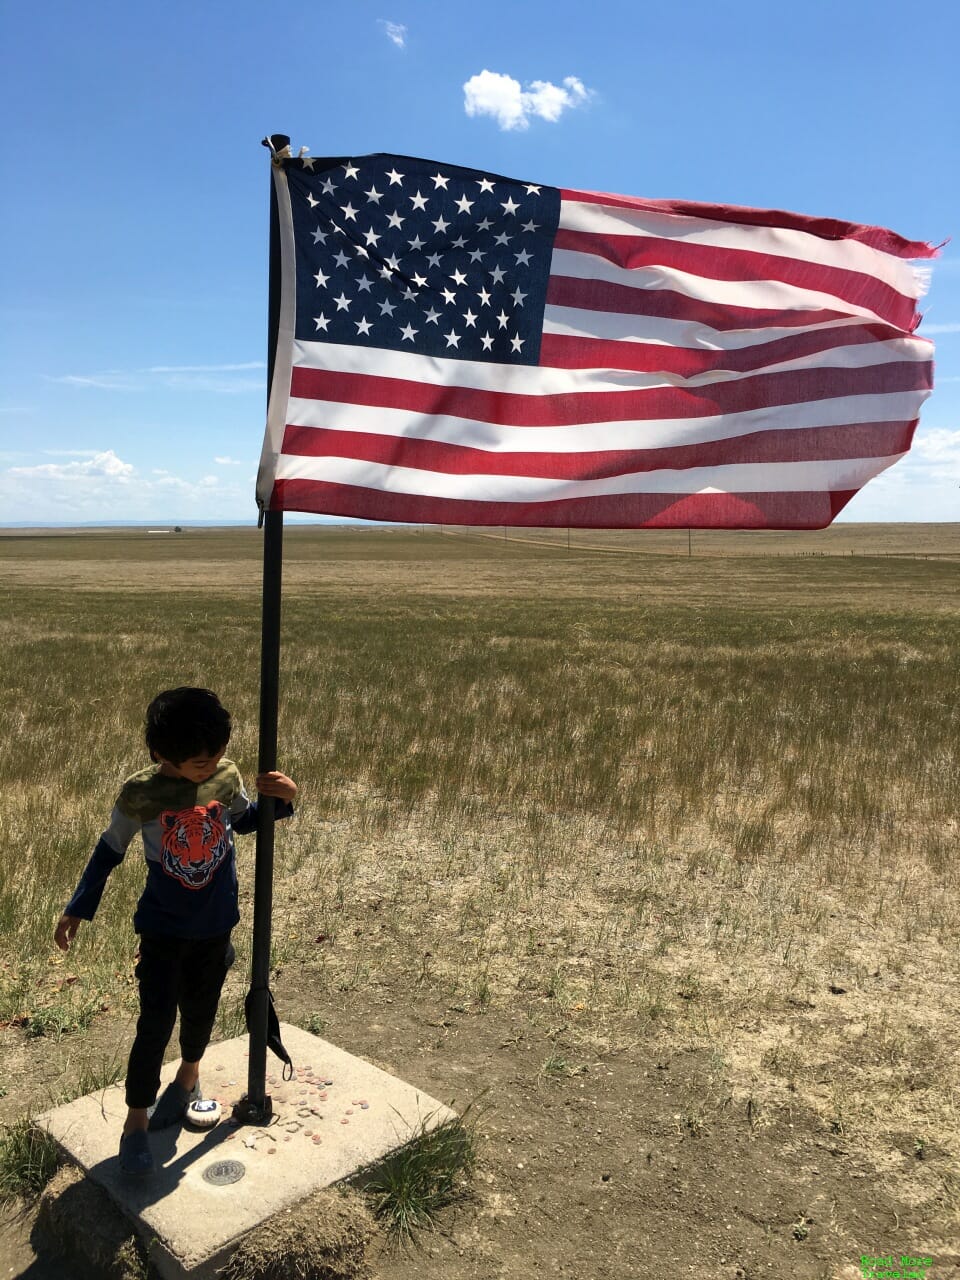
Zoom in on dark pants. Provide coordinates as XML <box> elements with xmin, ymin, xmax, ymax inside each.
<box><xmin>125</xmin><ymin>931</ymin><xmax>234</xmax><ymax>1109</ymax></box>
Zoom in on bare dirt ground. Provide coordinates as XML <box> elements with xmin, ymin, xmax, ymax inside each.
<box><xmin>2</xmin><ymin>980</ymin><xmax>957</xmax><ymax>1280</ymax></box>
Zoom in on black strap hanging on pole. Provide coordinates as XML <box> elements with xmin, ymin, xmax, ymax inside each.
<box><xmin>234</xmin><ymin>134</ymin><xmax>289</xmax><ymax>1125</ymax></box>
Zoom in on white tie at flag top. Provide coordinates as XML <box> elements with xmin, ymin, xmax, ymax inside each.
<box><xmin>257</xmin><ymin>147</ymin><xmax>936</xmax><ymax>530</ymax></box>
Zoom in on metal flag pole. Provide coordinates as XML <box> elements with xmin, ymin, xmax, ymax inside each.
<box><xmin>234</xmin><ymin>133</ymin><xmax>289</xmax><ymax>1125</ymax></box>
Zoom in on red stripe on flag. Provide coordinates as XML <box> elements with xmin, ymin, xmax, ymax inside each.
<box><xmin>547</xmin><ymin>274</ymin><xmax>864</xmax><ymax>332</ymax></box>
<box><xmin>288</xmin><ymin>362</ymin><xmax>931</xmax><ymax>429</ymax></box>
<box><xmin>271</xmin><ymin>478</ymin><xmax>856</xmax><ymax>529</ymax></box>
<box><xmin>279</xmin><ymin>420</ymin><xmax>917</xmax><ymax>480</ymax></box>
<box><xmin>561</xmin><ymin>189</ymin><xmax>939</xmax><ymax>260</ymax></box>
<box><xmin>539</xmin><ymin>323</ymin><xmax>911</xmax><ymax>376</ymax></box>
<box><xmin>553</xmin><ymin>229</ymin><xmax>921</xmax><ymax>331</ymax></box>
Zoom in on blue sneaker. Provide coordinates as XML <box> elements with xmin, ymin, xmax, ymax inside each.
<box><xmin>118</xmin><ymin>1129</ymin><xmax>154</xmax><ymax>1176</ymax></box>
<box><xmin>148</xmin><ymin>1080</ymin><xmax>201</xmax><ymax>1131</ymax></box>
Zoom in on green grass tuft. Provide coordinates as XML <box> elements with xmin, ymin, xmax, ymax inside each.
<box><xmin>0</xmin><ymin>1119</ymin><xmax>61</xmax><ymax>1200</ymax></box>
<box><xmin>23</xmin><ymin>995</ymin><xmax>104</xmax><ymax>1041</ymax></box>
<box><xmin>359</xmin><ymin>1105</ymin><xmax>478</xmax><ymax>1242</ymax></box>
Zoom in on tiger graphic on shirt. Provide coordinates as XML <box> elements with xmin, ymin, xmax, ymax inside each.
<box><xmin>158</xmin><ymin>801</ymin><xmax>230</xmax><ymax>890</ymax></box>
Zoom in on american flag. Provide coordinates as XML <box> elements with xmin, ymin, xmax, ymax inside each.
<box><xmin>257</xmin><ymin>152</ymin><xmax>936</xmax><ymax>528</ymax></box>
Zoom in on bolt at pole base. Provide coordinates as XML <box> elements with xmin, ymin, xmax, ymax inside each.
<box><xmin>232</xmin><ymin>1093</ymin><xmax>274</xmax><ymax>1125</ymax></box>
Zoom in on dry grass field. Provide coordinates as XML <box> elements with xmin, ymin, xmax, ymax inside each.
<box><xmin>1</xmin><ymin>523</ymin><xmax>959</xmax><ymax>1279</ymax></box>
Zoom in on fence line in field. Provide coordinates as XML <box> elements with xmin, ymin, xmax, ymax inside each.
<box><xmin>422</xmin><ymin>525</ymin><xmax>954</xmax><ymax>560</ymax></box>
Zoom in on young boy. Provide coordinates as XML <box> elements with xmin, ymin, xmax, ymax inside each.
<box><xmin>54</xmin><ymin>687</ymin><xmax>297</xmax><ymax>1176</ymax></box>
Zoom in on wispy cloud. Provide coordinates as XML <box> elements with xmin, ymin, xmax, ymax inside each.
<box><xmin>378</xmin><ymin>19</ymin><xmax>407</xmax><ymax>48</ymax></box>
<box><xmin>46</xmin><ymin>362</ymin><xmax>267</xmax><ymax>394</ymax></box>
<box><xmin>214</xmin><ymin>456</ymin><xmax>245</xmax><ymax>466</ymax></box>
<box><xmin>49</xmin><ymin>374</ymin><xmax>139</xmax><ymax>390</ymax></box>
<box><xmin>464</xmin><ymin>70</ymin><xmax>593</xmax><ymax>131</ymax></box>
<box><xmin>917</xmin><ymin>322</ymin><xmax>960</xmax><ymax>335</ymax></box>
<box><xmin>145</xmin><ymin>362</ymin><xmax>266</xmax><ymax>373</ymax></box>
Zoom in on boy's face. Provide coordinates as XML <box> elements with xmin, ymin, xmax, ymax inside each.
<box><xmin>155</xmin><ymin>750</ymin><xmax>226</xmax><ymax>784</ymax></box>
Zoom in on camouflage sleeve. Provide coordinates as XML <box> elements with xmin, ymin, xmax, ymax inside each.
<box><xmin>227</xmin><ymin>763</ymin><xmax>254</xmax><ymax>824</ymax></box>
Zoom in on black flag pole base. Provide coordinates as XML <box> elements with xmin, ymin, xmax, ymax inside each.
<box><xmin>232</xmin><ymin>1093</ymin><xmax>273</xmax><ymax>1125</ymax></box>
<box><xmin>236</xmin><ymin>138</ymin><xmax>290</xmax><ymax>1134</ymax></box>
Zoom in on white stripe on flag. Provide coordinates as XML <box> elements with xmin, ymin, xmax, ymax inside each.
<box><xmin>290</xmin><ymin>339</ymin><xmax>929</xmax><ymax>398</ymax></box>
<box><xmin>542</xmin><ymin>307</ymin><xmax>925</xmax><ymax>354</ymax></box>
<box><xmin>284</xmin><ymin>391</ymin><xmax>926</xmax><ymax>454</ymax></box>
<box><xmin>273</xmin><ymin>453</ymin><xmax>905</xmax><ymax>501</ymax></box>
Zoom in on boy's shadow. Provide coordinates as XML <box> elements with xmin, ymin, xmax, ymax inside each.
<box><xmin>29</xmin><ymin>1120</ymin><xmax>263</xmax><ymax>1276</ymax></box>
<box><xmin>91</xmin><ymin>1119</ymin><xmax>244</xmax><ymax>1207</ymax></box>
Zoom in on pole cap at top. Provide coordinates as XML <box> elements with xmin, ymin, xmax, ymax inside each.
<box><xmin>262</xmin><ymin>134</ymin><xmax>292</xmax><ymax>163</ymax></box>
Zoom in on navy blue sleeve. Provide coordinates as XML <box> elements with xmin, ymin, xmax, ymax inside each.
<box><xmin>64</xmin><ymin>837</ymin><xmax>127</xmax><ymax>920</ymax></box>
<box><xmin>232</xmin><ymin>797</ymin><xmax>295</xmax><ymax>837</ymax></box>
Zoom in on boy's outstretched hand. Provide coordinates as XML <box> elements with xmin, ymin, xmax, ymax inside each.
<box><xmin>255</xmin><ymin>771</ymin><xmax>298</xmax><ymax>803</ymax></box>
<box><xmin>54</xmin><ymin>914</ymin><xmax>82</xmax><ymax>952</ymax></box>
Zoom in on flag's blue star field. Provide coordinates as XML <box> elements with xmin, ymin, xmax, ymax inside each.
<box><xmin>285</xmin><ymin>154</ymin><xmax>561</xmax><ymax>365</ymax></box>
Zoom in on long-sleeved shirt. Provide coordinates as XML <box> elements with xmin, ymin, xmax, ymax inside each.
<box><xmin>64</xmin><ymin>758</ymin><xmax>293</xmax><ymax>938</ymax></box>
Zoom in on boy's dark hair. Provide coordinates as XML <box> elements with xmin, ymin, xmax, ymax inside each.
<box><xmin>145</xmin><ymin>688</ymin><xmax>232</xmax><ymax>764</ymax></box>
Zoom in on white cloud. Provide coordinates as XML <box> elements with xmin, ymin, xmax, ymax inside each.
<box><xmin>214</xmin><ymin>456</ymin><xmax>245</xmax><ymax>466</ymax></box>
<box><xmin>1</xmin><ymin>449</ymin><xmax>251</xmax><ymax>520</ymax></box>
<box><xmin>378</xmin><ymin>19</ymin><xmax>407</xmax><ymax>48</ymax></box>
<box><xmin>917</xmin><ymin>322</ymin><xmax>960</xmax><ymax>335</ymax></box>
<box><xmin>10</xmin><ymin>450</ymin><xmax>134</xmax><ymax>481</ymax></box>
<box><xmin>463</xmin><ymin>70</ymin><xmax>592</xmax><ymax>131</ymax></box>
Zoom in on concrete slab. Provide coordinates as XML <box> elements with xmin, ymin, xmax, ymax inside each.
<box><xmin>36</xmin><ymin>1024</ymin><xmax>457</xmax><ymax>1279</ymax></box>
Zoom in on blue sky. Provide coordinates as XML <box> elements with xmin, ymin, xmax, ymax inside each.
<box><xmin>1</xmin><ymin>0</ymin><xmax>956</xmax><ymax>524</ymax></box>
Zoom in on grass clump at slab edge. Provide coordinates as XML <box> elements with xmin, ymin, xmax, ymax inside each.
<box><xmin>358</xmin><ymin>1104</ymin><xmax>478</xmax><ymax>1243</ymax></box>
<box><xmin>0</xmin><ymin>1118</ymin><xmax>61</xmax><ymax>1200</ymax></box>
